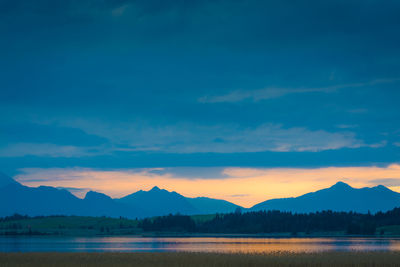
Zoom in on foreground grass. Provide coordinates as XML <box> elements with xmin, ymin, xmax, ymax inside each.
<box><xmin>1</xmin><ymin>252</ymin><xmax>400</xmax><ymax>267</ymax></box>
<box><xmin>0</xmin><ymin>216</ymin><xmax>140</xmax><ymax>236</ymax></box>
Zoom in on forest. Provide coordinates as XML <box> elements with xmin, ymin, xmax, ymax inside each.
<box><xmin>139</xmin><ymin>208</ymin><xmax>400</xmax><ymax>235</ymax></box>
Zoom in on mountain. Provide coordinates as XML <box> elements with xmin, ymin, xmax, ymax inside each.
<box><xmin>187</xmin><ymin>197</ymin><xmax>240</xmax><ymax>214</ymax></box>
<box><xmin>0</xmin><ymin>172</ymin><xmax>18</xmax><ymax>188</ymax></box>
<box><xmin>82</xmin><ymin>191</ymin><xmax>139</xmax><ymax>218</ymax></box>
<box><xmin>0</xmin><ymin>174</ymin><xmax>241</xmax><ymax>218</ymax></box>
<box><xmin>0</xmin><ymin>175</ymin><xmax>141</xmax><ymax>218</ymax></box>
<box><xmin>117</xmin><ymin>186</ymin><xmax>196</xmax><ymax>217</ymax></box>
<box><xmin>4</xmin><ymin>171</ymin><xmax>398</xmax><ymax>218</ymax></box>
<box><xmin>0</xmin><ymin>182</ymin><xmax>83</xmax><ymax>216</ymax></box>
<box><xmin>116</xmin><ymin>186</ymin><xmax>241</xmax><ymax>217</ymax></box>
<box><xmin>251</xmin><ymin>181</ymin><xmax>400</xmax><ymax>213</ymax></box>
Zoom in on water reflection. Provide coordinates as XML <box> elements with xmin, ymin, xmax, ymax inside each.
<box><xmin>1</xmin><ymin>237</ymin><xmax>400</xmax><ymax>253</ymax></box>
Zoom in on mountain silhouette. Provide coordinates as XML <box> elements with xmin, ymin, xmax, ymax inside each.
<box><xmin>0</xmin><ymin>181</ymin><xmax>83</xmax><ymax>216</ymax></box>
<box><xmin>116</xmin><ymin>186</ymin><xmax>240</xmax><ymax>217</ymax></box>
<box><xmin>82</xmin><ymin>191</ymin><xmax>140</xmax><ymax>217</ymax></box>
<box><xmin>251</xmin><ymin>181</ymin><xmax>400</xmax><ymax>213</ymax></box>
<box><xmin>2</xmin><ymin>173</ymin><xmax>400</xmax><ymax>218</ymax></box>
<box><xmin>187</xmin><ymin>197</ymin><xmax>240</xmax><ymax>214</ymax></box>
<box><xmin>0</xmin><ymin>172</ymin><xmax>18</xmax><ymax>188</ymax></box>
<box><xmin>117</xmin><ymin>186</ymin><xmax>196</xmax><ymax>217</ymax></box>
<box><xmin>0</xmin><ymin>174</ymin><xmax>240</xmax><ymax>218</ymax></box>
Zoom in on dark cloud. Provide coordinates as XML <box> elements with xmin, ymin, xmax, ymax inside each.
<box><xmin>0</xmin><ymin>146</ymin><xmax>399</xmax><ymax>177</ymax></box>
<box><xmin>0</xmin><ymin>123</ymin><xmax>108</xmax><ymax>147</ymax></box>
<box><xmin>0</xmin><ymin>0</ymin><xmax>399</xmax><ymax>172</ymax></box>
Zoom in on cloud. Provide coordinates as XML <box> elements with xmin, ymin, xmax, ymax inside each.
<box><xmin>348</xmin><ymin>108</ymin><xmax>368</xmax><ymax>114</ymax></box>
<box><xmin>1</xmin><ymin>0</ymin><xmax>399</xmax><ymax>170</ymax></box>
<box><xmin>14</xmin><ymin>164</ymin><xmax>400</xmax><ymax>208</ymax></box>
<box><xmin>336</xmin><ymin>124</ymin><xmax>359</xmax><ymax>129</ymax></box>
<box><xmin>199</xmin><ymin>78</ymin><xmax>400</xmax><ymax>103</ymax></box>
<box><xmin>58</xmin><ymin>120</ymin><xmax>371</xmax><ymax>153</ymax></box>
<box><xmin>229</xmin><ymin>194</ymin><xmax>250</xmax><ymax>198</ymax></box>
<box><xmin>368</xmin><ymin>178</ymin><xmax>400</xmax><ymax>187</ymax></box>
<box><xmin>146</xmin><ymin>167</ymin><xmax>227</xmax><ymax>179</ymax></box>
<box><xmin>0</xmin><ymin>143</ymin><xmax>104</xmax><ymax>158</ymax></box>
<box><xmin>0</xmin><ymin>122</ymin><xmax>110</xmax><ymax>158</ymax></box>
<box><xmin>15</xmin><ymin>168</ymin><xmax>168</xmax><ymax>184</ymax></box>
<box><xmin>111</xmin><ymin>4</ymin><xmax>131</xmax><ymax>17</ymax></box>
<box><xmin>0</xmin><ymin>123</ymin><xmax>108</xmax><ymax>147</ymax></box>
<box><xmin>56</xmin><ymin>186</ymin><xmax>91</xmax><ymax>198</ymax></box>
<box><xmin>199</xmin><ymin>88</ymin><xmax>333</xmax><ymax>103</ymax></box>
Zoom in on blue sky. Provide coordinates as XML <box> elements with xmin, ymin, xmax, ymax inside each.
<box><xmin>1</xmin><ymin>1</ymin><xmax>400</xmax><ymax>202</ymax></box>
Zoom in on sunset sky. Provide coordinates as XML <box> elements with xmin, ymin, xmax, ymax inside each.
<box><xmin>1</xmin><ymin>0</ymin><xmax>400</xmax><ymax>207</ymax></box>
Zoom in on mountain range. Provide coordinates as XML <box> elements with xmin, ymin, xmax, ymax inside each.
<box><xmin>251</xmin><ymin>181</ymin><xmax>400</xmax><ymax>213</ymax></box>
<box><xmin>1</xmin><ymin>173</ymin><xmax>400</xmax><ymax>218</ymax></box>
<box><xmin>0</xmin><ymin>173</ymin><xmax>239</xmax><ymax>218</ymax></box>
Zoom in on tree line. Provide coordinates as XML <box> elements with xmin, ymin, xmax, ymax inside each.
<box><xmin>3</xmin><ymin>207</ymin><xmax>400</xmax><ymax>235</ymax></box>
<box><xmin>139</xmin><ymin>208</ymin><xmax>400</xmax><ymax>235</ymax></box>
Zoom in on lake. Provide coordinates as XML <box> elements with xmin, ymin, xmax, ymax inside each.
<box><xmin>1</xmin><ymin>237</ymin><xmax>400</xmax><ymax>253</ymax></box>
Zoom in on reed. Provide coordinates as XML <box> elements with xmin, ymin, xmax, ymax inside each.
<box><xmin>1</xmin><ymin>252</ymin><xmax>400</xmax><ymax>267</ymax></box>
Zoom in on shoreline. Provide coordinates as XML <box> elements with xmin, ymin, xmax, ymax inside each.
<box><xmin>1</xmin><ymin>232</ymin><xmax>400</xmax><ymax>238</ymax></box>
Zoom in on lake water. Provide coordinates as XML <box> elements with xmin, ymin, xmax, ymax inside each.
<box><xmin>1</xmin><ymin>237</ymin><xmax>400</xmax><ymax>253</ymax></box>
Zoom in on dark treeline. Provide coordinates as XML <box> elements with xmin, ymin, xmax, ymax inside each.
<box><xmin>139</xmin><ymin>208</ymin><xmax>400</xmax><ymax>235</ymax></box>
<box><xmin>139</xmin><ymin>214</ymin><xmax>196</xmax><ymax>233</ymax></box>
<box><xmin>3</xmin><ymin>208</ymin><xmax>400</xmax><ymax>235</ymax></box>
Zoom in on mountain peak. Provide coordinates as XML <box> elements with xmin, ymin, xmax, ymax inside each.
<box><xmin>331</xmin><ymin>181</ymin><xmax>352</xmax><ymax>189</ymax></box>
<box><xmin>374</xmin><ymin>184</ymin><xmax>391</xmax><ymax>191</ymax></box>
<box><xmin>84</xmin><ymin>191</ymin><xmax>112</xmax><ymax>201</ymax></box>
<box><xmin>150</xmin><ymin>186</ymin><xmax>161</xmax><ymax>192</ymax></box>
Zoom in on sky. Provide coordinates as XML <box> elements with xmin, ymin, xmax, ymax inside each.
<box><xmin>1</xmin><ymin>0</ymin><xmax>400</xmax><ymax>207</ymax></box>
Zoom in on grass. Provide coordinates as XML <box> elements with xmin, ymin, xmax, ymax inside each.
<box><xmin>379</xmin><ymin>225</ymin><xmax>400</xmax><ymax>235</ymax></box>
<box><xmin>0</xmin><ymin>216</ymin><xmax>140</xmax><ymax>236</ymax></box>
<box><xmin>1</xmin><ymin>252</ymin><xmax>400</xmax><ymax>267</ymax></box>
<box><xmin>0</xmin><ymin>215</ymin><xmax>218</xmax><ymax>236</ymax></box>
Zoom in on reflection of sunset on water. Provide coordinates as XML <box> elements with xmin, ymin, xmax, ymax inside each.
<box><xmin>3</xmin><ymin>237</ymin><xmax>400</xmax><ymax>253</ymax></box>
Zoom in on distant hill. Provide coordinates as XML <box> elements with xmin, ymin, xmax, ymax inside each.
<box><xmin>251</xmin><ymin>181</ymin><xmax>400</xmax><ymax>213</ymax></box>
<box><xmin>116</xmin><ymin>186</ymin><xmax>196</xmax><ymax>217</ymax></box>
<box><xmin>116</xmin><ymin>186</ymin><xmax>240</xmax><ymax>217</ymax></box>
<box><xmin>0</xmin><ymin>182</ymin><xmax>83</xmax><ymax>217</ymax></box>
<box><xmin>0</xmin><ymin>181</ymin><xmax>141</xmax><ymax>218</ymax></box>
<box><xmin>187</xmin><ymin>197</ymin><xmax>240</xmax><ymax>215</ymax></box>
<box><xmin>82</xmin><ymin>191</ymin><xmax>141</xmax><ymax>218</ymax></box>
<box><xmin>0</xmin><ymin>174</ymin><xmax>240</xmax><ymax>218</ymax></box>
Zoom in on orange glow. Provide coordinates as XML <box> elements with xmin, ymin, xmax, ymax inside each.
<box><xmin>15</xmin><ymin>164</ymin><xmax>400</xmax><ymax>208</ymax></box>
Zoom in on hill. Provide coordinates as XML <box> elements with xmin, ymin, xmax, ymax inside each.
<box><xmin>251</xmin><ymin>181</ymin><xmax>400</xmax><ymax>213</ymax></box>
